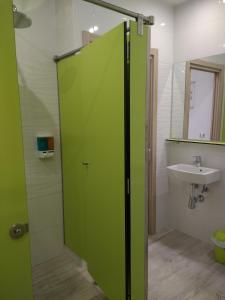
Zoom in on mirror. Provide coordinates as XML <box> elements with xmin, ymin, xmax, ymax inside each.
<box><xmin>171</xmin><ymin>54</ymin><xmax>225</xmax><ymax>142</ymax></box>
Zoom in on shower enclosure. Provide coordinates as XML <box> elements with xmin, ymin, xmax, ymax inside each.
<box><xmin>0</xmin><ymin>1</ymin><xmax>152</xmax><ymax>299</ymax></box>
<box><xmin>57</xmin><ymin>21</ymin><xmax>149</xmax><ymax>300</ymax></box>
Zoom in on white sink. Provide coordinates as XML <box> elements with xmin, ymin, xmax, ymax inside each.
<box><xmin>167</xmin><ymin>164</ymin><xmax>220</xmax><ymax>185</ymax></box>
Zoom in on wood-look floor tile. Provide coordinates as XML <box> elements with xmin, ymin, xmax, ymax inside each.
<box><xmin>149</xmin><ymin>230</ymin><xmax>225</xmax><ymax>300</ymax></box>
<box><xmin>32</xmin><ymin>248</ymin><xmax>106</xmax><ymax>300</ymax></box>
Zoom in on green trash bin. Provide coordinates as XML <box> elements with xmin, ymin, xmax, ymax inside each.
<box><xmin>212</xmin><ymin>230</ymin><xmax>225</xmax><ymax>265</ymax></box>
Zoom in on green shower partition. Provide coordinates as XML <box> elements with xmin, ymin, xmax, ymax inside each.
<box><xmin>58</xmin><ymin>23</ymin><xmax>126</xmax><ymax>300</ymax></box>
<box><xmin>130</xmin><ymin>21</ymin><xmax>149</xmax><ymax>300</ymax></box>
<box><xmin>0</xmin><ymin>1</ymin><xmax>33</xmax><ymax>299</ymax></box>
<box><xmin>58</xmin><ymin>21</ymin><xmax>149</xmax><ymax>300</ymax></box>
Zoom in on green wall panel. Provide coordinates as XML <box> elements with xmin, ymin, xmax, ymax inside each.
<box><xmin>0</xmin><ymin>1</ymin><xmax>33</xmax><ymax>299</ymax></box>
<box><xmin>130</xmin><ymin>21</ymin><xmax>149</xmax><ymax>300</ymax></box>
<box><xmin>58</xmin><ymin>23</ymin><xmax>126</xmax><ymax>300</ymax></box>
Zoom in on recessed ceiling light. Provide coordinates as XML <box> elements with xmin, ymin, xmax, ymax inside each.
<box><xmin>160</xmin><ymin>22</ymin><xmax>166</xmax><ymax>27</ymax></box>
<box><xmin>93</xmin><ymin>25</ymin><xmax>99</xmax><ymax>32</ymax></box>
<box><xmin>89</xmin><ymin>27</ymin><xmax>95</xmax><ymax>33</ymax></box>
<box><xmin>89</xmin><ymin>26</ymin><xmax>99</xmax><ymax>33</ymax></box>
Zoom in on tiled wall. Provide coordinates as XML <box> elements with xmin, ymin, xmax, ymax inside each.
<box><xmin>14</xmin><ymin>0</ymin><xmax>64</xmax><ymax>266</ymax></box>
<box><xmin>156</xmin><ymin>60</ymin><xmax>173</xmax><ymax>231</ymax></box>
<box><xmin>167</xmin><ymin>0</ymin><xmax>225</xmax><ymax>242</ymax></box>
<box><xmin>146</xmin><ymin>1</ymin><xmax>174</xmax><ymax>232</ymax></box>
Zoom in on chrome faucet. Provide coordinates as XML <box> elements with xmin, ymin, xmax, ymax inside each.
<box><xmin>193</xmin><ymin>155</ymin><xmax>202</xmax><ymax>167</ymax></box>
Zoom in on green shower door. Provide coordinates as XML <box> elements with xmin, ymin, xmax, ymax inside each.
<box><xmin>58</xmin><ymin>21</ymin><xmax>150</xmax><ymax>300</ymax></box>
<box><xmin>0</xmin><ymin>1</ymin><xmax>33</xmax><ymax>299</ymax></box>
<box><xmin>58</xmin><ymin>23</ymin><xmax>126</xmax><ymax>300</ymax></box>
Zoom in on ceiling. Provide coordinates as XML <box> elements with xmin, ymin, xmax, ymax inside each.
<box><xmin>161</xmin><ymin>0</ymin><xmax>188</xmax><ymax>5</ymax></box>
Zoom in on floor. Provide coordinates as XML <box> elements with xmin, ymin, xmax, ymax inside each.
<box><xmin>148</xmin><ymin>230</ymin><xmax>225</xmax><ymax>300</ymax></box>
<box><xmin>33</xmin><ymin>231</ymin><xmax>225</xmax><ymax>300</ymax></box>
<box><xmin>32</xmin><ymin>248</ymin><xmax>106</xmax><ymax>300</ymax></box>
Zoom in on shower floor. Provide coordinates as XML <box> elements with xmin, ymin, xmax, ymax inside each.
<box><xmin>33</xmin><ymin>230</ymin><xmax>225</xmax><ymax>300</ymax></box>
<box><xmin>32</xmin><ymin>248</ymin><xmax>106</xmax><ymax>300</ymax></box>
<box><xmin>148</xmin><ymin>230</ymin><xmax>225</xmax><ymax>300</ymax></box>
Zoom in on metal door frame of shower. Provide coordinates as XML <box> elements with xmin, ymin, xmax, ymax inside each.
<box><xmin>54</xmin><ymin>1</ymin><xmax>153</xmax><ymax>300</ymax></box>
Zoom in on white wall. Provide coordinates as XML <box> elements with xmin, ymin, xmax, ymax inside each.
<box><xmin>14</xmin><ymin>0</ymin><xmax>64</xmax><ymax>266</ymax></box>
<box><xmin>174</xmin><ymin>0</ymin><xmax>225</xmax><ymax>62</ymax></box>
<box><xmin>167</xmin><ymin>0</ymin><xmax>225</xmax><ymax>242</ymax></box>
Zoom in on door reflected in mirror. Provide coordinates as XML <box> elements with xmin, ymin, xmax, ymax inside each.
<box><xmin>171</xmin><ymin>54</ymin><xmax>225</xmax><ymax>142</ymax></box>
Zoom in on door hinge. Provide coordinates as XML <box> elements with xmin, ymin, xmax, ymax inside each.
<box><xmin>137</xmin><ymin>14</ymin><xmax>144</xmax><ymax>36</ymax></box>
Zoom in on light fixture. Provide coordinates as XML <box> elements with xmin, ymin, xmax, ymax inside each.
<box><xmin>88</xmin><ymin>25</ymin><xmax>99</xmax><ymax>34</ymax></box>
<box><xmin>160</xmin><ymin>22</ymin><xmax>166</xmax><ymax>27</ymax></box>
<box><xmin>89</xmin><ymin>27</ymin><xmax>95</xmax><ymax>33</ymax></box>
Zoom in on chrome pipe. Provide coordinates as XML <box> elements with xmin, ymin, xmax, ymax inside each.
<box><xmin>54</xmin><ymin>46</ymin><xmax>83</xmax><ymax>62</ymax></box>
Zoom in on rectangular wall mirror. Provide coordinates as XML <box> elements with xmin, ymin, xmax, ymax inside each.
<box><xmin>171</xmin><ymin>53</ymin><xmax>225</xmax><ymax>143</ymax></box>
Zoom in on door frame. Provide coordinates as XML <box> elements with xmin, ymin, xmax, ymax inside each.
<box><xmin>148</xmin><ymin>48</ymin><xmax>158</xmax><ymax>235</ymax></box>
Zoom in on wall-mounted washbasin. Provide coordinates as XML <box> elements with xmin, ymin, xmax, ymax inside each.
<box><xmin>167</xmin><ymin>164</ymin><xmax>220</xmax><ymax>185</ymax></box>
